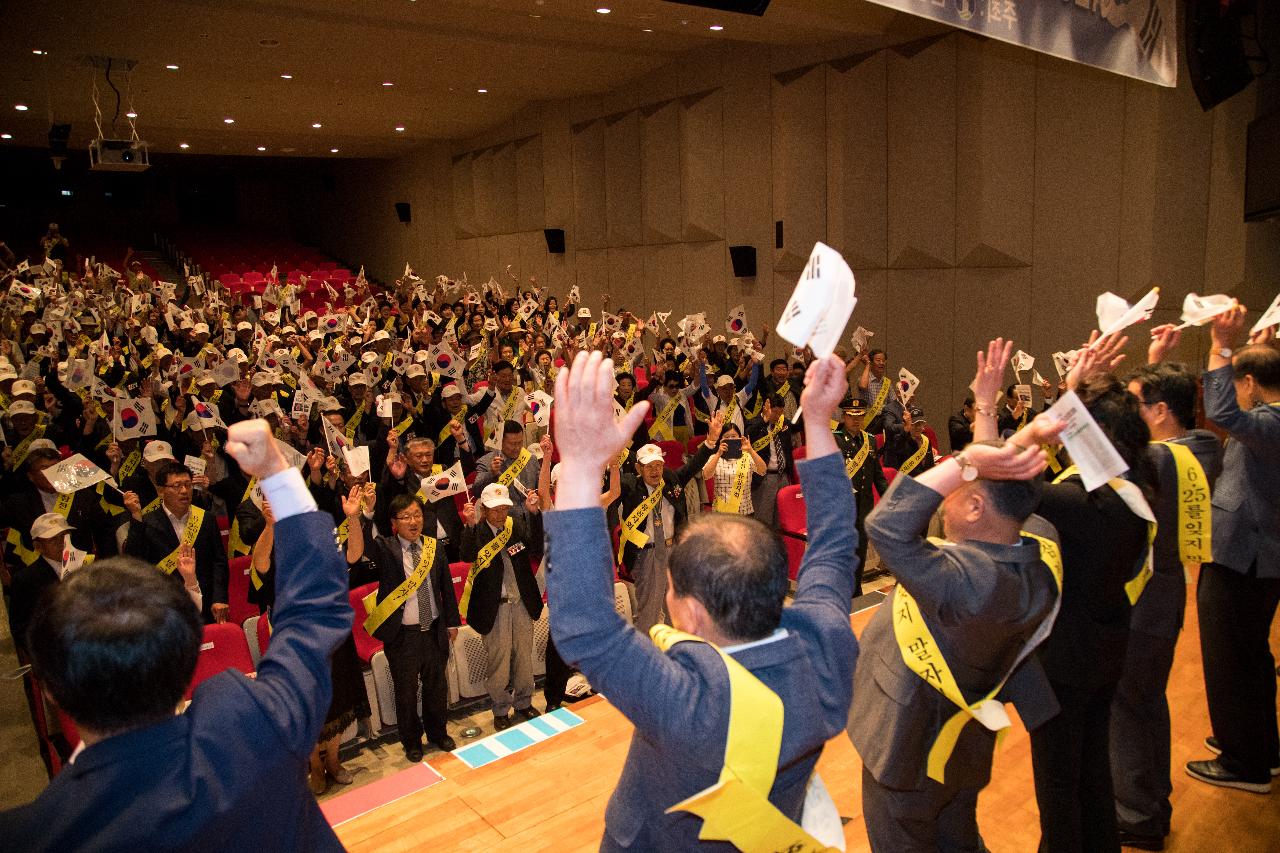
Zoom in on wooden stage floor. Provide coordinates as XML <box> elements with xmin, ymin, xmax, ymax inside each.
<box><xmin>335</xmin><ymin>578</ymin><xmax>1280</xmax><ymax>852</ymax></box>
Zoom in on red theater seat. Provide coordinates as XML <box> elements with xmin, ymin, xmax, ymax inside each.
<box><xmin>185</xmin><ymin>623</ymin><xmax>255</xmax><ymax>699</ymax></box>
<box><xmin>349</xmin><ymin>583</ymin><xmax>382</xmax><ymax>664</ymax></box>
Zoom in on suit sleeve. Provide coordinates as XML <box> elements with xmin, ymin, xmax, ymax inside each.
<box><xmin>789</xmin><ymin>453</ymin><xmax>859</xmax><ymax>617</ymax></box>
<box><xmin>674</xmin><ymin>441</ymin><xmax>714</xmax><ymax>487</ymax></box>
<box><xmin>436</xmin><ymin>549</ymin><xmax>460</xmax><ymax>627</ymax></box>
<box><xmin>1203</xmin><ymin>364</ymin><xmax>1280</xmax><ymax>451</ymax></box>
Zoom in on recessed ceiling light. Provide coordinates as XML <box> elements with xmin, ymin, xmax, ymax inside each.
<box><xmin>477</xmin><ymin>88</ymin><xmax>487</xmax><ymax>94</ymax></box>
<box><xmin>1</xmin><ymin>134</ymin><xmax>11</xmax><ymax>140</ymax></box>
<box><xmin>126</xmin><ymin>111</ymin><xmax>138</xmax><ymax>118</ymax></box>
<box><xmin>14</xmin><ymin>104</ymin><xmax>28</xmax><ymax>111</ymax></box>
<box><xmin>223</xmin><ymin>117</ymin><xmax>235</xmax><ymax>124</ymax></box>
<box><xmin>165</xmin><ymin>64</ymin><xmax>179</xmax><ymax>70</ymax></box>
<box><xmin>330</xmin><ymin>148</ymin><xmax>339</xmax><ymax>153</ymax></box>
<box><xmin>642</xmin><ymin>28</ymin><xmax>653</xmax><ymax>32</ymax></box>
<box><xmin>596</xmin><ymin>7</ymin><xmax>611</xmax><ymax>13</ymax></box>
<box><xmin>256</xmin><ymin>146</ymin><xmax>267</xmax><ymax>151</ymax></box>
<box><xmin>280</xmin><ymin>73</ymin><xmax>293</xmax><ymax>79</ymax></box>
<box><xmin>709</xmin><ymin>24</ymin><xmax>723</xmax><ymax>31</ymax></box>
<box><xmin>382</xmin><ymin>81</ymin><xmax>394</xmax><ymax>87</ymax></box>
<box><xmin>179</xmin><ymin>142</ymin><xmax>190</xmax><ymax>149</ymax></box>
<box><xmin>395</xmin><ymin>125</ymin><xmax>405</xmax><ymax>132</ymax></box>
<box><xmin>32</xmin><ymin>49</ymin><xmax>45</xmax><ymax>55</ymax></box>
<box><xmin>311</xmin><ymin>122</ymin><xmax>322</xmax><ymax>128</ymax></box>
<box><xmin>529</xmin><ymin>13</ymin><xmax>542</xmax><ymax>18</ymax></box>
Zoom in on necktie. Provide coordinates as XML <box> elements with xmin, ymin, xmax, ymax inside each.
<box><xmin>409</xmin><ymin>539</ymin><xmax>438</xmax><ymax>626</ymax></box>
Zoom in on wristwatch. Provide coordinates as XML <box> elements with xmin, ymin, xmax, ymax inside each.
<box><xmin>1216</xmin><ymin>347</ymin><xmax>1233</xmax><ymax>359</ymax></box>
<box><xmin>954</xmin><ymin>451</ymin><xmax>979</xmax><ymax>482</ymax></box>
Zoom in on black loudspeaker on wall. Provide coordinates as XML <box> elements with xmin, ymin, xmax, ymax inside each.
<box><xmin>729</xmin><ymin>245</ymin><xmax>757</xmax><ymax>278</ymax></box>
<box><xmin>1185</xmin><ymin>0</ymin><xmax>1257</xmax><ymax>112</ymax></box>
<box><xmin>394</xmin><ymin>202</ymin><xmax>411</xmax><ymax>224</ymax></box>
<box><xmin>544</xmin><ymin>228</ymin><xmax>566</xmax><ymax>254</ymax></box>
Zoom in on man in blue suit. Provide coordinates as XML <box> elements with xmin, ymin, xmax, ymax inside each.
<box><xmin>545</xmin><ymin>350</ymin><xmax>859</xmax><ymax>851</ymax></box>
<box><xmin>0</xmin><ymin>419</ymin><xmax>352</xmax><ymax>851</ymax></box>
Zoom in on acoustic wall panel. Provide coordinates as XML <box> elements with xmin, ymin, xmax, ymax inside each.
<box><xmin>490</xmin><ymin>143</ymin><xmax>518</xmax><ymax>236</ymax></box>
<box><xmin>827</xmin><ymin>53</ymin><xmax>888</xmax><ymax>270</ymax></box>
<box><xmin>515</xmin><ymin>136</ymin><xmax>545</xmax><ymax>234</ymax></box>
<box><xmin>575</xmin><ymin>248</ymin><xmax>610</xmax><ymax>308</ymax></box>
<box><xmin>887</xmin><ymin>36</ymin><xmax>957</xmax><ymax>269</ymax></box>
<box><xmin>572</xmin><ymin>120</ymin><xmax>608</xmax><ymax>251</ymax></box>
<box><xmin>684</xmin><ymin>241</ymin><xmax>730</xmax><ymax>324</ymax></box>
<box><xmin>642</xmin><ymin>101</ymin><xmax>682</xmax><ymax>244</ymax></box>
<box><xmin>771</xmin><ymin>64</ymin><xmax>827</xmax><ymax>273</ymax></box>
<box><xmin>850</xmin><ymin>268</ymin><xmax>889</xmax><ymax>357</ymax></box>
<box><xmin>471</xmin><ymin>148</ymin><xmax>497</xmax><ymax>237</ymax></box>
<box><xmin>955</xmin><ymin>36</ymin><xmax>1035</xmax><ymax>268</ymax></box>
<box><xmin>517</xmin><ymin>229</ymin><xmax>550</xmax><ymax>290</ymax></box>
<box><xmin>885</xmin><ymin>268</ymin><xmax>956</xmax><ymax>429</ymax></box>
<box><xmin>721</xmin><ymin>48</ymin><xmax>774</xmax><ymax>282</ymax></box>
<box><xmin>607</xmin><ymin>247</ymin><xmax>646</xmax><ymax>311</ymax></box>
<box><xmin>643</xmin><ymin>243</ymin><xmax>687</xmax><ymax>320</ymax></box>
<box><xmin>541</xmin><ymin>102</ymin><xmax>575</xmax><ymax>235</ymax></box>
<box><xmin>951</xmin><ymin>268</ymin><xmax>1032</xmax><ymax>424</ymax></box>
<box><xmin>451</xmin><ymin>154</ymin><xmax>478</xmax><ymax>239</ymax></box>
<box><xmin>605</xmin><ymin>112</ymin><xmax>644</xmax><ymax>248</ymax></box>
<box><xmin>680</xmin><ymin>90</ymin><xmax>726</xmax><ymax>243</ymax></box>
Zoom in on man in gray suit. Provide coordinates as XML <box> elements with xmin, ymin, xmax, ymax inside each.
<box><xmin>1185</xmin><ymin>305</ymin><xmax>1280</xmax><ymax>794</ymax></box>
<box><xmin>849</xmin><ymin>414</ymin><xmax>1065</xmax><ymax>852</ymax></box>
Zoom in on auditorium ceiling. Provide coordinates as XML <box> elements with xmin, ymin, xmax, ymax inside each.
<box><xmin>1</xmin><ymin>0</ymin><xmax>942</xmax><ymax>158</ymax></box>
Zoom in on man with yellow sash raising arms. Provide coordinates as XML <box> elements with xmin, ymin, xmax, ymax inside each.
<box><xmin>365</xmin><ymin>492</ymin><xmax>461</xmax><ymax>762</ymax></box>
<box><xmin>124</xmin><ymin>458</ymin><xmax>229</xmax><ymax>624</ymax></box>
<box><xmin>881</xmin><ymin>405</ymin><xmax>935</xmax><ymax>476</ymax></box>
<box><xmin>849</xmin><ymin>371</ymin><xmax>1066</xmax><ymax>853</ymax></box>
<box><xmin>834</xmin><ymin>397</ymin><xmax>888</xmax><ymax>595</ymax></box>
<box><xmin>472</xmin><ymin>419</ymin><xmax>540</xmax><ymax>512</ymax></box>
<box><xmin>545</xmin><ymin>350</ymin><xmax>859</xmax><ymax>852</ymax></box>
<box><xmin>1109</xmin><ymin>339</ymin><xmax>1222</xmax><ymax>850</ymax></box>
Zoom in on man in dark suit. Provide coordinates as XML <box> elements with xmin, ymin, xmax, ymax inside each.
<box><xmin>747</xmin><ymin>394</ymin><xmax>794</xmax><ymax>528</ymax></box>
<box><xmin>368</xmin><ymin>493</ymin><xmax>461</xmax><ymax>760</ymax></box>
<box><xmin>1185</xmin><ymin>306</ymin><xmax>1280</xmax><ymax>794</ymax></box>
<box><xmin>948</xmin><ymin>396</ymin><xmax>975</xmax><ymax>453</ymax></box>
<box><xmin>0</xmin><ymin>419</ymin><xmax>352</xmax><ymax>851</ymax></box>
<box><xmin>376</xmin><ymin>434</ymin><xmax>472</xmax><ymax>561</ymax></box>
<box><xmin>881</xmin><ymin>406</ymin><xmax>935</xmax><ymax>475</ymax></box>
<box><xmin>426</xmin><ymin>383</ymin><xmax>490</xmax><ymax>467</ymax></box>
<box><xmin>460</xmin><ymin>482</ymin><xmax>543</xmax><ymax>731</ymax></box>
<box><xmin>124</xmin><ymin>459</ymin><xmax>228</xmax><ymax>624</ymax></box>
<box><xmin>834</xmin><ymin>398</ymin><xmax>889</xmax><ymax>594</ymax></box>
<box><xmin>850</xmin><ymin>427</ymin><xmax>1063</xmax><ymax>852</ymax></box>
<box><xmin>1</xmin><ymin>447</ymin><xmax>118</xmax><ymax>571</ymax></box>
<box><xmin>615</xmin><ymin>423</ymin><xmax>719</xmax><ymax>635</ymax></box>
<box><xmin>546</xmin><ymin>351</ymin><xmax>859</xmax><ymax>851</ymax></box>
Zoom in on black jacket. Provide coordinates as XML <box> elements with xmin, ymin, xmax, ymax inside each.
<box><xmin>614</xmin><ymin>442</ymin><xmax>713</xmax><ymax>573</ymax></box>
<box><xmin>368</xmin><ymin>533</ymin><xmax>460</xmax><ymax>648</ymax></box>
<box><xmin>459</xmin><ymin>513</ymin><xmax>543</xmax><ymax>635</ymax></box>
<box><xmin>123</xmin><ymin>497</ymin><xmax>228</xmax><ymax>623</ymax></box>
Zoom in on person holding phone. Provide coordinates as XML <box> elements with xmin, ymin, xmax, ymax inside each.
<box><xmin>702</xmin><ymin>423</ymin><xmax>766</xmax><ymax>516</ymax></box>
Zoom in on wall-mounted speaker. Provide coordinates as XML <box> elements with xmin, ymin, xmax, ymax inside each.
<box><xmin>544</xmin><ymin>228</ymin><xmax>566</xmax><ymax>254</ymax></box>
<box><xmin>394</xmin><ymin>201</ymin><xmax>412</xmax><ymax>224</ymax></box>
<box><xmin>1185</xmin><ymin>0</ymin><xmax>1257</xmax><ymax>111</ymax></box>
<box><xmin>729</xmin><ymin>245</ymin><xmax>757</xmax><ymax>278</ymax></box>
<box><xmin>774</xmin><ymin>220</ymin><xmax>784</xmax><ymax>250</ymax></box>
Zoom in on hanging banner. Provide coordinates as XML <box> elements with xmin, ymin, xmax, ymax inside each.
<box><xmin>863</xmin><ymin>0</ymin><xmax>1175</xmax><ymax>88</ymax></box>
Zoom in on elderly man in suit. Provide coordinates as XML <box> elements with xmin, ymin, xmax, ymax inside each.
<box><xmin>368</xmin><ymin>493</ymin><xmax>461</xmax><ymax>761</ymax></box>
<box><xmin>835</xmin><ymin>397</ymin><xmax>889</xmax><ymax>595</ymax></box>
<box><xmin>746</xmin><ymin>394</ymin><xmax>794</xmax><ymax>528</ymax></box>
<box><xmin>849</xmin><ymin>399</ymin><xmax>1065</xmax><ymax>852</ymax></box>
<box><xmin>615</xmin><ymin>415</ymin><xmax>721</xmax><ymax>635</ymax></box>
<box><xmin>460</xmin><ymin>482</ymin><xmax>544</xmax><ymax>731</ymax></box>
<box><xmin>1</xmin><ymin>447</ymin><xmax>118</xmax><ymax>570</ymax></box>
<box><xmin>0</xmin><ymin>419</ymin><xmax>352</xmax><ymax>851</ymax></box>
<box><xmin>376</xmin><ymin>433</ymin><xmax>472</xmax><ymax>561</ymax></box>
<box><xmin>123</xmin><ymin>459</ymin><xmax>228</xmax><ymax>623</ymax></box>
<box><xmin>1185</xmin><ymin>305</ymin><xmax>1280</xmax><ymax>794</ymax></box>
<box><xmin>545</xmin><ymin>350</ymin><xmax>859</xmax><ymax>851</ymax></box>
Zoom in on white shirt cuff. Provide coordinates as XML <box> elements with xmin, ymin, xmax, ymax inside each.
<box><xmin>259</xmin><ymin>467</ymin><xmax>317</xmax><ymax>521</ymax></box>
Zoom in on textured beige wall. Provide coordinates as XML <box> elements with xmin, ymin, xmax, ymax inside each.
<box><xmin>303</xmin><ymin>31</ymin><xmax>1278</xmax><ymax>451</ymax></box>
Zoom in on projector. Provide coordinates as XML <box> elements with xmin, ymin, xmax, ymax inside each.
<box><xmin>89</xmin><ymin>137</ymin><xmax>150</xmax><ymax>172</ymax></box>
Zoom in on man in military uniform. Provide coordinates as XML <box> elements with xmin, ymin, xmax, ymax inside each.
<box><xmin>834</xmin><ymin>398</ymin><xmax>887</xmax><ymax>595</ymax></box>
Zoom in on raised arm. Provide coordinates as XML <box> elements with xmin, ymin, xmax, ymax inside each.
<box><xmin>1203</xmin><ymin>303</ymin><xmax>1280</xmax><ymax>449</ymax></box>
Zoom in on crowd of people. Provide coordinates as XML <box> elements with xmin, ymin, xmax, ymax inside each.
<box><xmin>0</xmin><ymin>237</ymin><xmax>1277</xmax><ymax>852</ymax></box>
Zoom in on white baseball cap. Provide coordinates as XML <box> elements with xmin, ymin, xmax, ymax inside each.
<box><xmin>236</xmin><ymin>321</ymin><xmax>253</xmax><ymax>332</ymax></box>
<box><xmin>8</xmin><ymin>400</ymin><xmax>37</xmax><ymax>416</ymax></box>
<box><xmin>636</xmin><ymin>444</ymin><xmax>664</xmax><ymax>465</ymax></box>
<box><xmin>441</xmin><ymin>384</ymin><xmax>462</xmax><ymax>399</ymax></box>
<box><xmin>712</xmin><ymin>334</ymin><xmax>727</xmax><ymax>344</ymax></box>
<box><xmin>192</xmin><ymin>322</ymin><xmax>210</xmax><ymax>335</ymax></box>
<box><xmin>12</xmin><ymin>380</ymin><xmax>37</xmax><ymax>398</ymax></box>
<box><xmin>714</xmin><ymin>374</ymin><xmax>735</xmax><ymax>388</ymax></box>
<box><xmin>348</xmin><ymin>373</ymin><xmax>369</xmax><ymax>386</ymax></box>
<box><xmin>577</xmin><ymin>308</ymin><xmax>591</xmax><ymax>319</ymax></box>
<box><xmin>31</xmin><ymin>513</ymin><xmax>73</xmax><ymax>540</ymax></box>
<box><xmin>143</xmin><ymin>440</ymin><xmax>175</xmax><ymax>463</ymax></box>
<box><xmin>405</xmin><ymin>364</ymin><xmax>426</xmax><ymax>379</ymax></box>
<box><xmin>479</xmin><ymin>482</ymin><xmax>514</xmax><ymax>508</ymax></box>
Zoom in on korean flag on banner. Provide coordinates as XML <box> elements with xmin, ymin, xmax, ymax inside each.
<box><xmin>601</xmin><ymin>312</ymin><xmax>621</xmax><ymax>334</ymax></box>
<box><xmin>424</xmin><ymin>461</ymin><xmax>467</xmax><ymax>503</ymax></box>
<box><xmin>65</xmin><ymin>357</ymin><xmax>95</xmax><ymax>392</ymax></box>
<box><xmin>528</xmin><ymin>390</ymin><xmax>553</xmax><ymax>428</ymax></box>
<box><xmin>176</xmin><ymin>355</ymin><xmax>203</xmax><ymax>383</ymax></box>
<box><xmin>726</xmin><ymin>305</ymin><xmax>748</xmax><ymax>335</ymax></box>
<box><xmin>112</xmin><ymin>398</ymin><xmax>157</xmax><ymax>441</ymax></box>
<box><xmin>189</xmin><ymin>396</ymin><xmax>227</xmax><ymax>429</ymax></box>
<box><xmin>427</xmin><ymin>343</ymin><xmax>464</xmax><ymax>379</ymax></box>
<box><xmin>211</xmin><ymin>359</ymin><xmax>241</xmax><ymax>387</ymax></box>
<box><xmin>896</xmin><ymin>368</ymin><xmax>920</xmax><ymax>405</ymax></box>
<box><xmin>390</xmin><ymin>351</ymin><xmax>412</xmax><ymax>374</ymax></box>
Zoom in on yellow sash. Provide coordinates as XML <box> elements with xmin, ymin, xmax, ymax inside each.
<box><xmin>1044</xmin><ymin>445</ymin><xmax>1062</xmax><ymax>474</ymax></box>
<box><xmin>1053</xmin><ymin>465</ymin><xmax>1156</xmax><ymax>604</ymax></box>
<box><xmin>649</xmin><ymin>393</ymin><xmax>681</xmax><ymax>441</ymax></box>
<box><xmin>844</xmin><ymin>432</ymin><xmax>872</xmax><ymax>480</ymax></box>
<box><xmin>53</xmin><ymin>492</ymin><xmax>74</xmax><ymax>518</ymax></box>
<box><xmin>382</xmin><ymin>349</ymin><xmax>395</xmax><ymax>370</ymax></box>
<box><xmin>345</xmin><ymin>401</ymin><xmax>366</xmax><ymax>440</ymax></box>
<box><xmin>650</xmin><ymin>625</ymin><xmax>836</xmax><ymax>852</ymax></box>
<box><xmin>393</xmin><ymin>414</ymin><xmax>414</xmax><ymax>436</ymax></box>
<box><xmin>898</xmin><ymin>434</ymin><xmax>931</xmax><ymax>476</ymax></box>
<box><xmin>228</xmin><ymin>478</ymin><xmax>257</xmax><ymax>558</ymax></box>
<box><xmin>497</xmin><ymin>447</ymin><xmax>532</xmax><ymax>488</ymax></box>
<box><xmin>721</xmin><ymin>393</ymin><xmax>738</xmax><ymax>426</ymax></box>
<box><xmin>865</xmin><ymin>377</ymin><xmax>891</xmax><ymax>424</ymax></box>
<box><xmin>752</xmin><ymin>416</ymin><xmax>788</xmax><ymax>452</ymax></box>
<box><xmin>895</xmin><ymin>533</ymin><xmax>1063</xmax><ymax>783</ymax></box>
<box><xmin>458</xmin><ymin>517</ymin><xmax>513</xmax><ymax>619</ymax></box>
<box><xmin>119</xmin><ymin>449</ymin><xmax>142</xmax><ymax>482</ymax></box>
<box><xmin>488</xmin><ymin>390</ymin><xmax>521</xmax><ymax>443</ymax></box>
<box><xmin>439</xmin><ymin>405</ymin><xmax>468</xmax><ymax>444</ymax></box>
<box><xmin>362</xmin><ymin>536</ymin><xmax>439</xmax><ymax>635</ymax></box>
<box><xmin>714</xmin><ymin>455</ymin><xmax>752</xmax><ymax>515</ymax></box>
<box><xmin>1154</xmin><ymin>441</ymin><xmax>1212</xmax><ymax>566</ymax></box>
<box><xmin>6</xmin><ymin>492</ymin><xmax>76</xmax><ymax>566</ymax></box>
<box><xmin>11</xmin><ymin>424</ymin><xmax>47</xmax><ymax>468</ymax></box>
<box><xmin>157</xmin><ymin>506</ymin><xmax>205</xmax><ymax>575</ymax></box>
<box><xmin>618</xmin><ymin>485</ymin><xmax>664</xmax><ymax>563</ymax></box>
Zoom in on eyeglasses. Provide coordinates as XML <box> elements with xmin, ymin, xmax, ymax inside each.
<box><xmin>394</xmin><ymin>512</ymin><xmax>423</xmax><ymax>522</ymax></box>
<box><xmin>163</xmin><ymin>481</ymin><xmax>193</xmax><ymax>491</ymax></box>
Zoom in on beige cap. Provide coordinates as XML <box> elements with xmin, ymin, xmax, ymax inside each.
<box><xmin>143</xmin><ymin>440</ymin><xmax>175</xmax><ymax>463</ymax></box>
<box><xmin>8</xmin><ymin>400</ymin><xmax>37</xmax><ymax>416</ymax></box>
<box><xmin>251</xmin><ymin>372</ymin><xmax>276</xmax><ymax>387</ymax></box>
<box><xmin>31</xmin><ymin>512</ymin><xmax>73</xmax><ymax>540</ymax></box>
<box><xmin>577</xmin><ymin>308</ymin><xmax>591</xmax><ymax>319</ymax></box>
<box><xmin>405</xmin><ymin>364</ymin><xmax>426</xmax><ymax>379</ymax></box>
<box><xmin>714</xmin><ymin>374</ymin><xmax>735</xmax><ymax>388</ymax></box>
<box><xmin>441</xmin><ymin>384</ymin><xmax>462</xmax><ymax>399</ymax></box>
<box><xmin>192</xmin><ymin>322</ymin><xmax>210</xmax><ymax>335</ymax></box>
<box><xmin>236</xmin><ymin>321</ymin><xmax>253</xmax><ymax>332</ymax></box>
<box><xmin>12</xmin><ymin>380</ymin><xmax>37</xmax><ymax>398</ymax></box>
<box><xmin>636</xmin><ymin>444</ymin><xmax>664</xmax><ymax>465</ymax></box>
<box><xmin>348</xmin><ymin>373</ymin><xmax>369</xmax><ymax>386</ymax></box>
<box><xmin>479</xmin><ymin>482</ymin><xmax>513</xmax><ymax>508</ymax></box>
